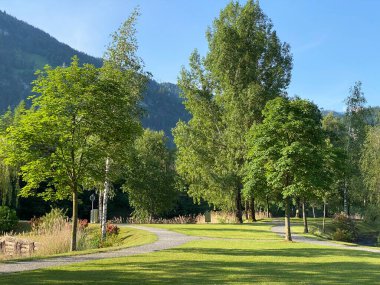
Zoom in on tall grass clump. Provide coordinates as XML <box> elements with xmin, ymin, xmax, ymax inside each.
<box><xmin>29</xmin><ymin>208</ymin><xmax>71</xmax><ymax>255</ymax></box>
<box><xmin>27</xmin><ymin>208</ymin><xmax>90</xmax><ymax>255</ymax></box>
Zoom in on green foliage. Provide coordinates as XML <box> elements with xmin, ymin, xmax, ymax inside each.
<box><xmin>360</xmin><ymin>126</ymin><xmax>380</xmax><ymax>206</ymax></box>
<box><xmin>123</xmin><ymin>129</ymin><xmax>177</xmax><ymax>219</ymax></box>
<box><xmin>174</xmin><ymin>0</ymin><xmax>292</xmax><ymax>216</ymax></box>
<box><xmin>0</xmin><ymin>101</ymin><xmax>25</xmax><ymax>207</ymax></box>
<box><xmin>245</xmin><ymin>97</ymin><xmax>327</xmax><ymax>199</ymax></box>
<box><xmin>4</xmin><ymin>52</ymin><xmax>144</xmax><ymax>249</ymax></box>
<box><xmin>6</xmin><ymin>58</ymin><xmax>101</xmax><ymax>200</ymax></box>
<box><xmin>363</xmin><ymin>204</ymin><xmax>380</xmax><ymax>224</ymax></box>
<box><xmin>342</xmin><ymin>81</ymin><xmax>368</xmax><ymax>213</ymax></box>
<box><xmin>0</xmin><ymin>205</ymin><xmax>18</xmax><ymax>232</ymax></box>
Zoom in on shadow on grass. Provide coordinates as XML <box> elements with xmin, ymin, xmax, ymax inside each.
<box><xmin>171</xmin><ymin>246</ymin><xmax>380</xmax><ymax>259</ymax></box>
<box><xmin>1</xmin><ymin>246</ymin><xmax>379</xmax><ymax>284</ymax></box>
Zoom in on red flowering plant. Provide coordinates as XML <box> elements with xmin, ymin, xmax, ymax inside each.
<box><xmin>106</xmin><ymin>223</ymin><xmax>120</xmax><ymax>236</ymax></box>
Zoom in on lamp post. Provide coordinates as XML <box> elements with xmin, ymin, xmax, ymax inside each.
<box><xmin>89</xmin><ymin>193</ymin><xmax>98</xmax><ymax>223</ymax></box>
<box><xmin>90</xmin><ymin>194</ymin><xmax>95</xmax><ymax>210</ymax></box>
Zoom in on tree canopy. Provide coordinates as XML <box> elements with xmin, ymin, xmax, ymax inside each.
<box><xmin>244</xmin><ymin>97</ymin><xmax>328</xmax><ymax>240</ymax></box>
<box><xmin>174</xmin><ymin>0</ymin><xmax>292</xmax><ymax>222</ymax></box>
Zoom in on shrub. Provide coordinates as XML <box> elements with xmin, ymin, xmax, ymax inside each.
<box><xmin>0</xmin><ymin>206</ymin><xmax>18</xmax><ymax>233</ymax></box>
<box><xmin>363</xmin><ymin>205</ymin><xmax>380</xmax><ymax>223</ymax></box>
<box><xmin>333</xmin><ymin>228</ymin><xmax>355</xmax><ymax>242</ymax></box>
<box><xmin>106</xmin><ymin>223</ymin><xmax>120</xmax><ymax>236</ymax></box>
<box><xmin>332</xmin><ymin>213</ymin><xmax>358</xmax><ymax>242</ymax></box>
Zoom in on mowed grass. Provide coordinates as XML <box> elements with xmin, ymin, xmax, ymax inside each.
<box><xmin>148</xmin><ymin>223</ymin><xmax>280</xmax><ymax>240</ymax></box>
<box><xmin>1</xmin><ymin>239</ymin><xmax>379</xmax><ymax>284</ymax></box>
<box><xmin>1</xmin><ymin>224</ymin><xmax>380</xmax><ymax>284</ymax></box>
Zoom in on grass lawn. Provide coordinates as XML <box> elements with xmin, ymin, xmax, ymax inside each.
<box><xmin>1</xmin><ymin>224</ymin><xmax>379</xmax><ymax>284</ymax></box>
<box><xmin>148</xmin><ymin>223</ymin><xmax>280</xmax><ymax>240</ymax></box>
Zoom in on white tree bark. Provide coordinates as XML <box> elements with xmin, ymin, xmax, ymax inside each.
<box><xmin>101</xmin><ymin>157</ymin><xmax>110</xmax><ymax>240</ymax></box>
<box><xmin>98</xmin><ymin>188</ymin><xmax>103</xmax><ymax>224</ymax></box>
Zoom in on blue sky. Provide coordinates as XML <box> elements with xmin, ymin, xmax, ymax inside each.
<box><xmin>1</xmin><ymin>0</ymin><xmax>379</xmax><ymax>111</ymax></box>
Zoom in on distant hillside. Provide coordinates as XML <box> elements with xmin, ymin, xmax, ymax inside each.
<box><xmin>0</xmin><ymin>10</ymin><xmax>102</xmax><ymax>109</ymax></box>
<box><xmin>143</xmin><ymin>81</ymin><xmax>189</xmax><ymax>143</ymax></box>
<box><xmin>0</xmin><ymin>10</ymin><xmax>189</xmax><ymax>144</ymax></box>
<box><xmin>321</xmin><ymin>110</ymin><xmax>344</xmax><ymax>117</ymax></box>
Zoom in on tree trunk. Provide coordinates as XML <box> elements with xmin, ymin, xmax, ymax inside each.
<box><xmin>71</xmin><ymin>187</ymin><xmax>78</xmax><ymax>251</ymax></box>
<box><xmin>266</xmin><ymin>195</ymin><xmax>270</xmax><ymax>218</ymax></box>
<box><xmin>101</xmin><ymin>157</ymin><xmax>110</xmax><ymax>240</ymax></box>
<box><xmin>295</xmin><ymin>197</ymin><xmax>301</xmax><ymax>218</ymax></box>
<box><xmin>235</xmin><ymin>187</ymin><xmax>243</xmax><ymax>224</ymax></box>
<box><xmin>302</xmin><ymin>200</ymin><xmax>308</xmax><ymax>234</ymax></box>
<box><xmin>98</xmin><ymin>189</ymin><xmax>103</xmax><ymax>225</ymax></box>
<box><xmin>284</xmin><ymin>197</ymin><xmax>292</xmax><ymax>241</ymax></box>
<box><xmin>322</xmin><ymin>201</ymin><xmax>326</xmax><ymax>233</ymax></box>
<box><xmin>343</xmin><ymin>181</ymin><xmax>349</xmax><ymax>215</ymax></box>
<box><xmin>250</xmin><ymin>196</ymin><xmax>256</xmax><ymax>222</ymax></box>
<box><xmin>245</xmin><ymin>200</ymin><xmax>249</xmax><ymax>220</ymax></box>
<box><xmin>312</xmin><ymin>205</ymin><xmax>316</xmax><ymax>218</ymax></box>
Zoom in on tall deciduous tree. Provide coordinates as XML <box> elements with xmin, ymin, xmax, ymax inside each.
<box><xmin>321</xmin><ymin>113</ymin><xmax>346</xmax><ymax>231</ymax></box>
<box><xmin>6</xmin><ymin>58</ymin><xmax>102</xmax><ymax>250</ymax></box>
<box><xmin>98</xmin><ymin>9</ymin><xmax>147</xmax><ymax>240</ymax></box>
<box><xmin>174</xmin><ymin>0</ymin><xmax>292</xmax><ymax>222</ymax></box>
<box><xmin>122</xmin><ymin>129</ymin><xmax>177</xmax><ymax>220</ymax></box>
<box><xmin>6</xmin><ymin>53</ymin><xmax>144</xmax><ymax>250</ymax></box>
<box><xmin>360</xmin><ymin>126</ymin><xmax>380</xmax><ymax>207</ymax></box>
<box><xmin>245</xmin><ymin>97</ymin><xmax>326</xmax><ymax>240</ymax></box>
<box><xmin>343</xmin><ymin>81</ymin><xmax>368</xmax><ymax>214</ymax></box>
<box><xmin>0</xmin><ymin>102</ymin><xmax>25</xmax><ymax>207</ymax></box>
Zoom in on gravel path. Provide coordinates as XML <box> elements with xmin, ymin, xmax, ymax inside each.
<box><xmin>0</xmin><ymin>225</ymin><xmax>199</xmax><ymax>274</ymax></box>
<box><xmin>271</xmin><ymin>224</ymin><xmax>380</xmax><ymax>253</ymax></box>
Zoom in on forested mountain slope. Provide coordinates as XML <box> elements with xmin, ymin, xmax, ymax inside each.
<box><xmin>0</xmin><ymin>10</ymin><xmax>189</xmax><ymax>142</ymax></box>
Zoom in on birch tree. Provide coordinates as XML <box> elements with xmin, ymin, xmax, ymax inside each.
<box><xmin>98</xmin><ymin>9</ymin><xmax>147</xmax><ymax>239</ymax></box>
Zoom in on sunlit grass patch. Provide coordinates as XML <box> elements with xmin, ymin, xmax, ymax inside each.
<box><xmin>148</xmin><ymin>223</ymin><xmax>281</xmax><ymax>240</ymax></box>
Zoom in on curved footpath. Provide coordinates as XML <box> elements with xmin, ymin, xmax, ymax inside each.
<box><xmin>0</xmin><ymin>225</ymin><xmax>199</xmax><ymax>274</ymax></box>
<box><xmin>271</xmin><ymin>224</ymin><xmax>380</xmax><ymax>253</ymax></box>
